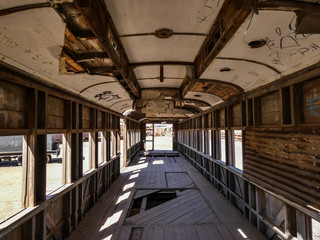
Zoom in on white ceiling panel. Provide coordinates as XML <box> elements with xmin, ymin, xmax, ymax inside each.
<box><xmin>81</xmin><ymin>82</ymin><xmax>132</xmax><ymax>108</ymax></box>
<box><xmin>200</xmin><ymin>59</ymin><xmax>279</xmax><ymax>91</ymax></box>
<box><xmin>121</xmin><ymin>35</ymin><xmax>206</xmax><ymax>63</ymax></box>
<box><xmin>219</xmin><ymin>11</ymin><xmax>320</xmax><ymax>78</ymax></box>
<box><xmin>134</xmin><ymin>66</ymin><xmax>160</xmax><ymax>79</ymax></box>
<box><xmin>164</xmin><ymin>65</ymin><xmax>187</xmax><ymax>78</ymax></box>
<box><xmin>105</xmin><ymin>0</ymin><xmax>223</xmax><ymax>35</ymax></box>
<box><xmin>138</xmin><ymin>79</ymin><xmax>183</xmax><ymax>89</ymax></box>
<box><xmin>184</xmin><ymin>92</ymin><xmax>223</xmax><ymax>106</ymax></box>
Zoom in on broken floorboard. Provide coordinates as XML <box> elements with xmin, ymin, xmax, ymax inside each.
<box><xmin>67</xmin><ymin>152</ymin><xmax>267</xmax><ymax>240</ymax></box>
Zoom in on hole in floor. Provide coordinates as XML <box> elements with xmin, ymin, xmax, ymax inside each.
<box><xmin>129</xmin><ymin>227</ymin><xmax>144</xmax><ymax>240</ymax></box>
<box><xmin>127</xmin><ymin>190</ymin><xmax>177</xmax><ymax>217</ymax></box>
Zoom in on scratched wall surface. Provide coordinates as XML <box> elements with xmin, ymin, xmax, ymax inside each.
<box><xmin>302</xmin><ymin>78</ymin><xmax>320</xmax><ymax>123</ymax></box>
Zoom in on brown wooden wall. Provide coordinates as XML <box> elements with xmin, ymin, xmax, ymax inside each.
<box><xmin>0</xmin><ymin>64</ymin><xmax>142</xmax><ymax>240</ymax></box>
<box><xmin>177</xmin><ymin>72</ymin><xmax>320</xmax><ymax>239</ymax></box>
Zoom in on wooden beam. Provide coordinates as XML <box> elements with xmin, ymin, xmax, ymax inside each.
<box><xmin>194</xmin><ymin>0</ymin><xmax>251</xmax><ymax>78</ymax></box>
<box><xmin>180</xmin><ymin>66</ymin><xmax>195</xmax><ymax>98</ymax></box>
<box><xmin>0</xmin><ymin>3</ymin><xmax>51</xmax><ymax>16</ymax></box>
<box><xmin>255</xmin><ymin>0</ymin><xmax>320</xmax><ymax>12</ymax></box>
<box><xmin>74</xmin><ymin>0</ymin><xmax>140</xmax><ymax>98</ymax></box>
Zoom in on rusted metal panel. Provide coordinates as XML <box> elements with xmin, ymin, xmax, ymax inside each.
<box><xmin>244</xmin><ymin>129</ymin><xmax>320</xmax><ymax>209</ymax></box>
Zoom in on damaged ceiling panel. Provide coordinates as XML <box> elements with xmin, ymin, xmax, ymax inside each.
<box><xmin>0</xmin><ymin>6</ymin><xmax>132</xmax><ymax>113</ymax></box>
<box><xmin>191</xmin><ymin>80</ymin><xmax>243</xmax><ymax>101</ymax></box>
<box><xmin>2</xmin><ymin>0</ymin><xmax>320</xmax><ymax>122</ymax></box>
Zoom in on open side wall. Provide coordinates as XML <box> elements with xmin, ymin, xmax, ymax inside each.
<box><xmin>0</xmin><ymin>64</ymin><xmax>142</xmax><ymax>240</ymax></box>
<box><xmin>177</xmin><ymin>67</ymin><xmax>320</xmax><ymax>240</ymax></box>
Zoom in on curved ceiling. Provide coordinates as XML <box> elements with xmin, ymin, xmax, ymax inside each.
<box><xmin>1</xmin><ymin>0</ymin><xmax>320</xmax><ymax>121</ymax></box>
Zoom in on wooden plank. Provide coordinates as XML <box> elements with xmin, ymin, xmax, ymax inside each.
<box><xmin>183</xmin><ymin>225</ymin><xmax>199</xmax><ymax>240</ymax></box>
<box><xmin>214</xmin><ymin>225</ymin><xmax>235</xmax><ymax>240</ymax></box>
<box><xmin>118</xmin><ymin>226</ymin><xmax>131</xmax><ymax>240</ymax></box>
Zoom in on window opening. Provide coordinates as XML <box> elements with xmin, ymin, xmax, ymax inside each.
<box><xmin>313</xmin><ymin>218</ymin><xmax>320</xmax><ymax>240</ymax></box>
<box><xmin>208</xmin><ymin>130</ymin><xmax>212</xmax><ymax>156</ymax></box>
<box><xmin>154</xmin><ymin>124</ymin><xmax>173</xmax><ymax>150</ymax></box>
<box><xmin>146</xmin><ymin>124</ymin><xmax>153</xmax><ymax>151</ymax></box>
<box><xmin>82</xmin><ymin>132</ymin><xmax>90</xmax><ymax>174</ymax></box>
<box><xmin>233</xmin><ymin>130</ymin><xmax>243</xmax><ymax>170</ymax></box>
<box><xmin>220</xmin><ymin>130</ymin><xmax>226</xmax><ymax>162</ymax></box>
<box><xmin>0</xmin><ymin>135</ymin><xmax>24</xmax><ymax>223</ymax></box>
<box><xmin>98</xmin><ymin>132</ymin><xmax>104</xmax><ymax>164</ymax></box>
<box><xmin>46</xmin><ymin>134</ymin><xmax>64</xmax><ymax>195</ymax></box>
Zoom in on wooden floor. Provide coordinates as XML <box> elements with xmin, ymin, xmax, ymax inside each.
<box><xmin>68</xmin><ymin>151</ymin><xmax>266</xmax><ymax>240</ymax></box>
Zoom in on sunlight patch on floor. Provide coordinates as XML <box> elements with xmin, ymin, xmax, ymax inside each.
<box><xmin>99</xmin><ymin>210</ymin><xmax>123</xmax><ymax>231</ymax></box>
<box><xmin>116</xmin><ymin>191</ymin><xmax>131</xmax><ymax>204</ymax></box>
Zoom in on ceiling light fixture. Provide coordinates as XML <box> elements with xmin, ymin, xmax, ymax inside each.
<box><xmin>155</xmin><ymin>28</ymin><xmax>173</xmax><ymax>39</ymax></box>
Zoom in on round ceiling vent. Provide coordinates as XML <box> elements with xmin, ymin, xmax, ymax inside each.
<box><xmin>155</xmin><ymin>28</ymin><xmax>173</xmax><ymax>39</ymax></box>
<box><xmin>219</xmin><ymin>67</ymin><xmax>232</xmax><ymax>72</ymax></box>
<box><xmin>248</xmin><ymin>39</ymin><xmax>266</xmax><ymax>48</ymax></box>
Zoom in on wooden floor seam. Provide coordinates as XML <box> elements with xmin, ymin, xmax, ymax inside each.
<box><xmin>67</xmin><ymin>151</ymin><xmax>267</xmax><ymax>240</ymax></box>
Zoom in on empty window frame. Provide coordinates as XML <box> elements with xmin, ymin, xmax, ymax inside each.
<box><xmin>201</xmin><ymin>130</ymin><xmax>205</xmax><ymax>153</ymax></box>
<box><xmin>110</xmin><ymin>131</ymin><xmax>117</xmax><ymax>158</ymax></box>
<box><xmin>220</xmin><ymin>130</ymin><xmax>226</xmax><ymax>162</ymax></box>
<box><xmin>208</xmin><ymin>130</ymin><xmax>212</xmax><ymax>156</ymax></box>
<box><xmin>0</xmin><ymin>135</ymin><xmax>24</xmax><ymax>222</ymax></box>
<box><xmin>233</xmin><ymin>130</ymin><xmax>243</xmax><ymax>171</ymax></box>
<box><xmin>98</xmin><ymin>132</ymin><xmax>105</xmax><ymax>164</ymax></box>
<box><xmin>46</xmin><ymin>134</ymin><xmax>64</xmax><ymax>195</ymax></box>
<box><xmin>82</xmin><ymin>132</ymin><xmax>91</xmax><ymax>174</ymax></box>
<box><xmin>312</xmin><ymin>218</ymin><xmax>320</xmax><ymax>240</ymax></box>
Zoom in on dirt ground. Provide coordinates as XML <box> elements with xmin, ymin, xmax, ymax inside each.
<box><xmin>146</xmin><ymin>135</ymin><xmax>173</xmax><ymax>151</ymax></box>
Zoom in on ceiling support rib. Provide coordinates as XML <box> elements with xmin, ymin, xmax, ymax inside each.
<box><xmin>194</xmin><ymin>0</ymin><xmax>251</xmax><ymax>78</ymax></box>
<box><xmin>198</xmin><ymin>79</ymin><xmax>244</xmax><ymax>93</ymax></box>
<box><xmin>74</xmin><ymin>0</ymin><xmax>140</xmax><ymax>98</ymax></box>
<box><xmin>180</xmin><ymin>66</ymin><xmax>195</xmax><ymax>98</ymax></box>
<box><xmin>255</xmin><ymin>0</ymin><xmax>320</xmax><ymax>12</ymax></box>
<box><xmin>0</xmin><ymin>3</ymin><xmax>52</xmax><ymax>16</ymax></box>
<box><xmin>130</xmin><ymin>61</ymin><xmax>194</xmax><ymax>69</ymax></box>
